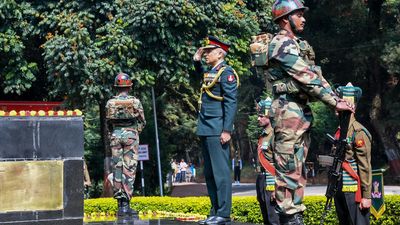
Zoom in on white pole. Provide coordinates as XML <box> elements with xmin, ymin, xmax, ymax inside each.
<box><xmin>140</xmin><ymin>160</ymin><xmax>145</xmax><ymax>196</ymax></box>
<box><xmin>151</xmin><ymin>87</ymin><xmax>163</xmax><ymax>196</ymax></box>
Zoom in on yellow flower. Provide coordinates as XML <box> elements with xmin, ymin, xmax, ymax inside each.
<box><xmin>38</xmin><ymin>110</ymin><xmax>46</xmax><ymax>116</ymax></box>
<box><xmin>74</xmin><ymin>109</ymin><xmax>83</xmax><ymax>116</ymax></box>
<box><xmin>48</xmin><ymin>110</ymin><xmax>54</xmax><ymax>116</ymax></box>
<box><xmin>9</xmin><ymin>110</ymin><xmax>17</xmax><ymax>116</ymax></box>
<box><xmin>19</xmin><ymin>111</ymin><xmax>26</xmax><ymax>116</ymax></box>
<box><xmin>0</xmin><ymin>111</ymin><xmax>5</xmax><ymax>116</ymax></box>
<box><xmin>67</xmin><ymin>110</ymin><xmax>73</xmax><ymax>116</ymax></box>
<box><xmin>57</xmin><ymin>111</ymin><xmax>64</xmax><ymax>116</ymax></box>
<box><xmin>30</xmin><ymin>111</ymin><xmax>37</xmax><ymax>116</ymax></box>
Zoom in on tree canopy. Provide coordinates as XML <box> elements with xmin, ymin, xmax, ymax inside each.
<box><xmin>1</xmin><ymin>0</ymin><xmax>399</xmax><ymax>194</ymax></box>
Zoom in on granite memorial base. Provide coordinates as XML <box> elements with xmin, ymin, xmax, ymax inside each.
<box><xmin>0</xmin><ymin>117</ymin><xmax>84</xmax><ymax>225</ymax></box>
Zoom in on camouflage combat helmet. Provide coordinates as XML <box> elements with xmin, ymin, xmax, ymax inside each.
<box><xmin>272</xmin><ymin>0</ymin><xmax>308</xmax><ymax>22</ymax></box>
<box><xmin>114</xmin><ymin>73</ymin><xmax>133</xmax><ymax>87</ymax></box>
<box><xmin>257</xmin><ymin>97</ymin><xmax>273</xmax><ymax>116</ymax></box>
<box><xmin>336</xmin><ymin>82</ymin><xmax>362</xmax><ymax>106</ymax></box>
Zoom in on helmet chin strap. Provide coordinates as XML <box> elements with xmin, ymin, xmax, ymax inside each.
<box><xmin>288</xmin><ymin>15</ymin><xmax>301</xmax><ymax>35</ymax></box>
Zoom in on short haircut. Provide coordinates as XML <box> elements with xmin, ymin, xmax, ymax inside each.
<box><xmin>217</xmin><ymin>48</ymin><xmax>227</xmax><ymax>57</ymax></box>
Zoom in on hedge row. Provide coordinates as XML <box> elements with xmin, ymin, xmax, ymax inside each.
<box><xmin>85</xmin><ymin>195</ymin><xmax>400</xmax><ymax>224</ymax></box>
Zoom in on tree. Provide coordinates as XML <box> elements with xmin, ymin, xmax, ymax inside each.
<box><xmin>305</xmin><ymin>0</ymin><xmax>400</xmax><ymax>176</ymax></box>
<box><xmin>0</xmin><ymin>1</ymin><xmax>38</xmax><ymax>95</ymax></box>
<box><xmin>35</xmin><ymin>0</ymin><xmax>268</xmax><ymax>194</ymax></box>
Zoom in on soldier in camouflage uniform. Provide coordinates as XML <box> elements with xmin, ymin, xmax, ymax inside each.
<box><xmin>268</xmin><ymin>0</ymin><xmax>354</xmax><ymax>224</ymax></box>
<box><xmin>333</xmin><ymin>83</ymin><xmax>372</xmax><ymax>225</ymax></box>
<box><xmin>256</xmin><ymin>97</ymin><xmax>280</xmax><ymax>225</ymax></box>
<box><xmin>106</xmin><ymin>73</ymin><xmax>146</xmax><ymax>217</ymax></box>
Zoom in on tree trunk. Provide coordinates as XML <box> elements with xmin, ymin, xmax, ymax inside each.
<box><xmin>367</xmin><ymin>0</ymin><xmax>400</xmax><ymax>176</ymax></box>
<box><xmin>370</xmin><ymin>94</ymin><xmax>400</xmax><ymax>175</ymax></box>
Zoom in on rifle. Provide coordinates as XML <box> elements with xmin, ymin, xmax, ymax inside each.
<box><xmin>319</xmin><ymin>111</ymin><xmax>351</xmax><ymax>225</ymax></box>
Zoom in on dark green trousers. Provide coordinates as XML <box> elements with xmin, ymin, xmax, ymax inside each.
<box><xmin>201</xmin><ymin>136</ymin><xmax>232</xmax><ymax>218</ymax></box>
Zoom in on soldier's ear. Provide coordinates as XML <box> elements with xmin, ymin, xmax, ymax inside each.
<box><xmin>217</xmin><ymin>50</ymin><xmax>224</xmax><ymax>59</ymax></box>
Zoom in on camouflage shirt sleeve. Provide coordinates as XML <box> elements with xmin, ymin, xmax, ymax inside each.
<box><xmin>269</xmin><ymin>35</ymin><xmax>338</xmax><ymax>107</ymax></box>
<box><xmin>353</xmin><ymin>129</ymin><xmax>372</xmax><ymax>198</ymax></box>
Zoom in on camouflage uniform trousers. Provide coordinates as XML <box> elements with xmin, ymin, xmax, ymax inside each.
<box><xmin>270</xmin><ymin>95</ymin><xmax>313</xmax><ymax>215</ymax></box>
<box><xmin>110</xmin><ymin>127</ymin><xmax>139</xmax><ymax>200</ymax></box>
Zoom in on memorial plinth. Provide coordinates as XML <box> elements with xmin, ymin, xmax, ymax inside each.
<box><xmin>0</xmin><ymin>116</ymin><xmax>84</xmax><ymax>225</ymax></box>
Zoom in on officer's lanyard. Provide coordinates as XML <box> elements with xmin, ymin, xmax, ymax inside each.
<box><xmin>197</xmin><ymin>67</ymin><xmax>240</xmax><ymax>110</ymax></box>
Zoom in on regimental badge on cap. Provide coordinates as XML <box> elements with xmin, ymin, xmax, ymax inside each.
<box><xmin>336</xmin><ymin>82</ymin><xmax>362</xmax><ymax>105</ymax></box>
<box><xmin>257</xmin><ymin>97</ymin><xmax>272</xmax><ymax>116</ymax></box>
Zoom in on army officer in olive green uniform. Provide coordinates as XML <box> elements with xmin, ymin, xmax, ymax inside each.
<box><xmin>333</xmin><ymin>83</ymin><xmax>372</xmax><ymax>225</ymax></box>
<box><xmin>193</xmin><ymin>36</ymin><xmax>239</xmax><ymax>225</ymax></box>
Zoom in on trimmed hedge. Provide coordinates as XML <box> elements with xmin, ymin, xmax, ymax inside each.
<box><xmin>85</xmin><ymin>195</ymin><xmax>400</xmax><ymax>224</ymax></box>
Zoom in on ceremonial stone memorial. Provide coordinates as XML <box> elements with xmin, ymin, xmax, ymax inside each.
<box><xmin>0</xmin><ymin>116</ymin><xmax>84</xmax><ymax>225</ymax></box>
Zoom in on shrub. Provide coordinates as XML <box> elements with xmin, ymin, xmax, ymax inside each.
<box><xmin>85</xmin><ymin>195</ymin><xmax>400</xmax><ymax>224</ymax></box>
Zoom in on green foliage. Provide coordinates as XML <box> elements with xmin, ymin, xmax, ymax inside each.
<box><xmin>3</xmin><ymin>0</ymin><xmax>399</xmax><ymax>194</ymax></box>
<box><xmin>0</xmin><ymin>1</ymin><xmax>38</xmax><ymax>94</ymax></box>
<box><xmin>38</xmin><ymin>0</ymin><xmax>151</xmax><ymax>105</ymax></box>
<box><xmin>308</xmin><ymin>102</ymin><xmax>337</xmax><ymax>158</ymax></box>
<box><xmin>246</xmin><ymin>114</ymin><xmax>260</xmax><ymax>145</ymax></box>
<box><xmin>85</xmin><ymin>195</ymin><xmax>400</xmax><ymax>224</ymax></box>
<box><xmin>304</xmin><ymin>0</ymin><xmax>400</xmax><ymax>168</ymax></box>
<box><xmin>380</xmin><ymin>1</ymin><xmax>400</xmax><ymax>130</ymax></box>
<box><xmin>0</xmin><ymin>0</ymin><xmax>273</xmax><ymax>194</ymax></box>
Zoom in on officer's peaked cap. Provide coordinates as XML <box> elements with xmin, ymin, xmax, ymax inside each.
<box><xmin>203</xmin><ymin>35</ymin><xmax>231</xmax><ymax>52</ymax></box>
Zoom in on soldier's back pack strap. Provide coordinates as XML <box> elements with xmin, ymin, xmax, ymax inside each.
<box><xmin>106</xmin><ymin>97</ymin><xmax>139</xmax><ymax>120</ymax></box>
<box><xmin>198</xmin><ymin>67</ymin><xmax>239</xmax><ymax>107</ymax></box>
<box><xmin>250</xmin><ymin>33</ymin><xmax>273</xmax><ymax>82</ymax></box>
<box><xmin>250</xmin><ymin>33</ymin><xmax>273</xmax><ymax>67</ymax></box>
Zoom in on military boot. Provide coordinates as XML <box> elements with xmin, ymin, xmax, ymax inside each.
<box><xmin>117</xmin><ymin>198</ymin><xmax>138</xmax><ymax>217</ymax></box>
<box><xmin>279</xmin><ymin>213</ymin><xmax>304</xmax><ymax>225</ymax></box>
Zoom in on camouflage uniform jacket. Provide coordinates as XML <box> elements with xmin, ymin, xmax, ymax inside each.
<box><xmin>267</xmin><ymin>30</ymin><xmax>339</xmax><ymax>106</ymax></box>
<box><xmin>105</xmin><ymin>94</ymin><xmax>146</xmax><ymax>133</ymax></box>
<box><xmin>340</xmin><ymin>116</ymin><xmax>372</xmax><ymax>198</ymax></box>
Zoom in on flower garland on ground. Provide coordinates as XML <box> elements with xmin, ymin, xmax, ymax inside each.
<box><xmin>0</xmin><ymin>109</ymin><xmax>83</xmax><ymax>116</ymax></box>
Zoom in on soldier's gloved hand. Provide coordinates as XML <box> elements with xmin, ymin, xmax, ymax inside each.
<box><xmin>193</xmin><ymin>47</ymin><xmax>204</xmax><ymax>61</ymax></box>
<box><xmin>359</xmin><ymin>198</ymin><xmax>371</xmax><ymax>209</ymax></box>
<box><xmin>220</xmin><ymin>131</ymin><xmax>231</xmax><ymax>144</ymax></box>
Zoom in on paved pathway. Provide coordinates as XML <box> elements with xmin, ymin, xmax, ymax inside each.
<box><xmin>171</xmin><ymin>182</ymin><xmax>400</xmax><ymax>197</ymax></box>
